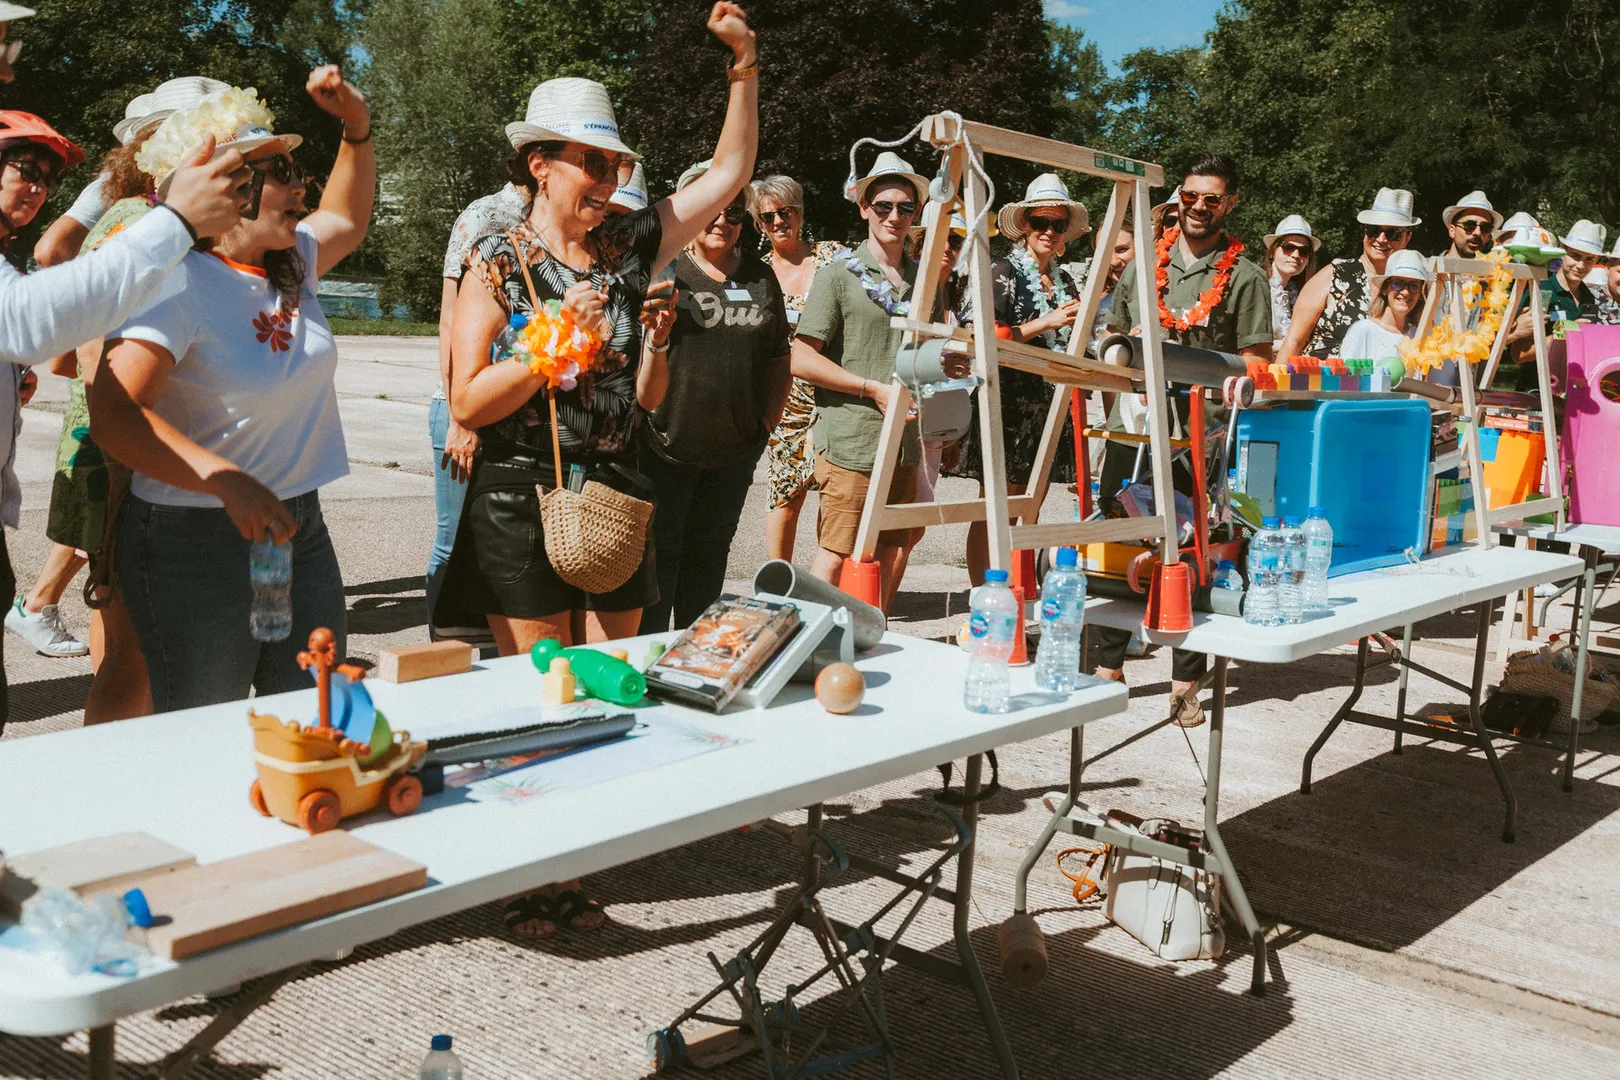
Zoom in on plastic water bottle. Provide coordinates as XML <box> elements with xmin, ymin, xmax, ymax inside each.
<box><xmin>964</xmin><ymin>569</ymin><xmax>1017</xmax><ymax>712</ymax></box>
<box><xmin>19</xmin><ymin>886</ymin><xmax>152</xmax><ymax>977</ymax></box>
<box><xmin>419</xmin><ymin>1035</ymin><xmax>464</xmax><ymax>1080</ymax></box>
<box><xmin>1302</xmin><ymin>506</ymin><xmax>1333</xmax><ymax>612</ymax></box>
<box><xmin>1212</xmin><ymin>559</ymin><xmax>1241</xmax><ymax>590</ymax></box>
<box><xmin>249</xmin><ymin>533</ymin><xmax>293</xmax><ymax>642</ymax></box>
<box><xmin>489</xmin><ymin>311</ymin><xmax>532</xmax><ymax>363</ymax></box>
<box><xmin>1244</xmin><ymin>517</ymin><xmax>1283</xmax><ymax>627</ymax></box>
<box><xmin>1034</xmin><ymin>548</ymin><xmax>1086</xmax><ymax>692</ymax></box>
<box><xmin>1278</xmin><ymin>516</ymin><xmax>1306</xmax><ymax>625</ymax></box>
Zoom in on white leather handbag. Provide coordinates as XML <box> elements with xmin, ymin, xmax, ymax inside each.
<box><xmin>1100</xmin><ymin>818</ymin><xmax>1225</xmax><ymax>961</ymax></box>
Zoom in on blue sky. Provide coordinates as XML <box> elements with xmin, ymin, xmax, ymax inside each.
<box><xmin>1046</xmin><ymin>0</ymin><xmax>1225</xmax><ymax>71</ymax></box>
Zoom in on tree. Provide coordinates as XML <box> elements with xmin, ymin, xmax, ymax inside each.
<box><xmin>623</xmin><ymin>0</ymin><xmax>1060</xmax><ymax>250</ymax></box>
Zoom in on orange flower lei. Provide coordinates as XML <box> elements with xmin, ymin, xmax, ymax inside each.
<box><xmin>1155</xmin><ymin>225</ymin><xmax>1244</xmax><ymax>333</ymax></box>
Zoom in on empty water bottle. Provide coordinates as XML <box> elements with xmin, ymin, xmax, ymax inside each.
<box><xmin>419</xmin><ymin>1034</ymin><xmax>464</xmax><ymax>1080</ymax></box>
<box><xmin>20</xmin><ymin>886</ymin><xmax>152</xmax><ymax>977</ymax></box>
<box><xmin>489</xmin><ymin>311</ymin><xmax>532</xmax><ymax>363</ymax></box>
<box><xmin>249</xmin><ymin>533</ymin><xmax>293</xmax><ymax>642</ymax></box>
<box><xmin>964</xmin><ymin>569</ymin><xmax>1018</xmax><ymax>713</ymax></box>
<box><xmin>1212</xmin><ymin>559</ymin><xmax>1242</xmax><ymax>590</ymax></box>
<box><xmin>1034</xmin><ymin>548</ymin><xmax>1086</xmax><ymax>692</ymax></box>
<box><xmin>1302</xmin><ymin>506</ymin><xmax>1333</xmax><ymax>611</ymax></box>
<box><xmin>1278</xmin><ymin>516</ymin><xmax>1306</xmax><ymax>625</ymax></box>
<box><xmin>1244</xmin><ymin>517</ymin><xmax>1284</xmax><ymax>627</ymax></box>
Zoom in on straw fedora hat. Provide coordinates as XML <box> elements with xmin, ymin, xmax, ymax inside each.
<box><xmin>505</xmin><ymin>77</ymin><xmax>638</xmax><ymax>159</ymax></box>
<box><xmin>1560</xmin><ymin>219</ymin><xmax>1608</xmax><ymax>259</ymax></box>
<box><xmin>847</xmin><ymin>150</ymin><xmax>928</xmax><ymax>206</ymax></box>
<box><xmin>114</xmin><ymin>76</ymin><xmax>231</xmax><ymax>146</ymax></box>
<box><xmin>1442</xmin><ymin>190</ymin><xmax>1502</xmax><ymax>230</ymax></box>
<box><xmin>1356</xmin><ymin>187</ymin><xmax>1421</xmax><ymax>229</ymax></box>
<box><xmin>998</xmin><ymin>173</ymin><xmax>1089</xmax><ymax>243</ymax></box>
<box><xmin>1495</xmin><ymin>210</ymin><xmax>1541</xmax><ymax>241</ymax></box>
<box><xmin>1368</xmin><ymin>249</ymin><xmax>1433</xmax><ymax>291</ymax></box>
<box><xmin>1263</xmin><ymin>214</ymin><xmax>1320</xmax><ymax>252</ymax></box>
<box><xmin>609</xmin><ymin>161</ymin><xmax>648</xmax><ymax>213</ymax></box>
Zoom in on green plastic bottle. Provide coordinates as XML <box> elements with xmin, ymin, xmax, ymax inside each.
<box><xmin>530</xmin><ymin>639</ymin><xmax>647</xmax><ymax>706</ymax></box>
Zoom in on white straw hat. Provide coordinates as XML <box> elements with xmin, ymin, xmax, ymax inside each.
<box><xmin>1263</xmin><ymin>214</ymin><xmax>1320</xmax><ymax>252</ymax></box>
<box><xmin>505</xmin><ymin>77</ymin><xmax>638</xmax><ymax>159</ymax></box>
<box><xmin>1560</xmin><ymin>219</ymin><xmax>1608</xmax><ymax>259</ymax></box>
<box><xmin>1369</xmin><ymin>249</ymin><xmax>1433</xmax><ymax>291</ymax></box>
<box><xmin>1442</xmin><ymin>190</ymin><xmax>1502</xmax><ymax>230</ymax></box>
<box><xmin>998</xmin><ymin>173</ymin><xmax>1089</xmax><ymax>243</ymax></box>
<box><xmin>1356</xmin><ymin>187</ymin><xmax>1421</xmax><ymax>228</ymax></box>
<box><xmin>609</xmin><ymin>161</ymin><xmax>648</xmax><ymax>213</ymax></box>
<box><xmin>114</xmin><ymin>76</ymin><xmax>231</xmax><ymax>146</ymax></box>
<box><xmin>0</xmin><ymin>4</ymin><xmax>35</xmax><ymax>19</ymax></box>
<box><xmin>1495</xmin><ymin>210</ymin><xmax>1541</xmax><ymax>240</ymax></box>
<box><xmin>848</xmin><ymin>150</ymin><xmax>928</xmax><ymax>206</ymax></box>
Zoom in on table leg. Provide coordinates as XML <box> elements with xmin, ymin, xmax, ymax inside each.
<box><xmin>1564</xmin><ymin>560</ymin><xmax>1597</xmax><ymax>793</ymax></box>
<box><xmin>1393</xmin><ymin>624</ymin><xmax>1412</xmax><ymax>755</ymax></box>
<box><xmin>1011</xmin><ymin>726</ymin><xmax>1082</xmax><ymax>914</ymax></box>
<box><xmin>1199</xmin><ymin>658</ymin><xmax>1267</xmax><ymax>994</ymax></box>
<box><xmin>1467</xmin><ymin>598</ymin><xmax>1518</xmax><ymax>843</ymax></box>
<box><xmin>87</xmin><ymin>1025</ymin><xmax>113</xmax><ymax>1080</ymax></box>
<box><xmin>956</xmin><ymin>753</ymin><xmax>1020</xmax><ymax>1080</ymax></box>
<box><xmin>155</xmin><ymin>965</ymin><xmax>306</xmax><ymax>1079</ymax></box>
<box><xmin>1300</xmin><ymin>637</ymin><xmax>1371</xmax><ymax>794</ymax></box>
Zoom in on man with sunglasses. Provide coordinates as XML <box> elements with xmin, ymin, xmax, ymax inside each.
<box><xmin>1097</xmin><ymin>152</ymin><xmax>1272</xmax><ymax>729</ymax></box>
<box><xmin>792</xmin><ymin>152</ymin><xmax>929</xmax><ymax>609</ymax></box>
<box><xmin>1422</xmin><ymin>191</ymin><xmax>1505</xmax><ymax>386</ymax></box>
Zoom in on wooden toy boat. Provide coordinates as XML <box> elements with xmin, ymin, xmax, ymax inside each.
<box><xmin>247</xmin><ymin>628</ymin><xmax>428</xmax><ymax>834</ymax></box>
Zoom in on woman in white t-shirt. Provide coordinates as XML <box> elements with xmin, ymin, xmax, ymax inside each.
<box><xmin>91</xmin><ymin>67</ymin><xmax>374</xmax><ymax>712</ymax></box>
<box><xmin>1338</xmin><ymin>249</ymin><xmax>1431</xmax><ymax>363</ymax></box>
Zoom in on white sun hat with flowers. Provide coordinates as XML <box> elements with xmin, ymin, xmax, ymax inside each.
<box><xmin>135</xmin><ymin>85</ymin><xmax>302</xmax><ymax>195</ymax></box>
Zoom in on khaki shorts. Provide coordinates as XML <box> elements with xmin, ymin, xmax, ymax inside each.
<box><xmin>813</xmin><ymin>453</ymin><xmax>923</xmax><ymax>557</ymax></box>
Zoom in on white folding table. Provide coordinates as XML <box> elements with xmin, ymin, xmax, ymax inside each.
<box><xmin>0</xmin><ymin>633</ymin><xmax>1126</xmax><ymax>1080</ymax></box>
<box><xmin>1011</xmin><ymin>544</ymin><xmax>1584</xmax><ymax>995</ymax></box>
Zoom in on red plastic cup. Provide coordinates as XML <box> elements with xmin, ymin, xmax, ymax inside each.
<box><xmin>839</xmin><ymin>557</ymin><xmax>882</xmax><ymax>608</ymax></box>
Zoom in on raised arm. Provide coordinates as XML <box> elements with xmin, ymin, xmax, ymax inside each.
<box><xmin>1276</xmin><ymin>262</ymin><xmax>1333</xmax><ymax>359</ymax></box>
<box><xmin>653</xmin><ymin>3</ymin><xmax>757</xmax><ymax>268</ymax></box>
<box><xmin>300</xmin><ymin>65</ymin><xmax>375</xmax><ymax>277</ymax></box>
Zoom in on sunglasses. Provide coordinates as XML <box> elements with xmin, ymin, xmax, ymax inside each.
<box><xmin>1027</xmin><ymin>215</ymin><xmax>1069</xmax><ymax>234</ymax></box>
<box><xmin>554</xmin><ymin>147</ymin><xmax>636</xmax><ymax>187</ymax></box>
<box><xmin>1363</xmin><ymin>224</ymin><xmax>1411</xmax><ymax>240</ymax></box>
<box><xmin>1179</xmin><ymin>191</ymin><xmax>1227</xmax><ymax>210</ymax></box>
<box><xmin>1385</xmin><ymin>278</ymin><xmax>1424</xmax><ymax>294</ymax></box>
<box><xmin>1276</xmin><ymin>241</ymin><xmax>1311</xmax><ymax>256</ymax></box>
<box><xmin>716</xmin><ymin>205</ymin><xmax>747</xmax><ymax>226</ymax></box>
<box><xmin>869</xmin><ymin>199</ymin><xmax>917</xmax><ymax>220</ymax></box>
<box><xmin>1454</xmin><ymin>219</ymin><xmax>1492</xmax><ymax>234</ymax></box>
<box><xmin>0</xmin><ymin>41</ymin><xmax>19</xmax><ymax>65</ymax></box>
<box><xmin>2</xmin><ymin>155</ymin><xmax>58</xmax><ymax>195</ymax></box>
<box><xmin>947</xmin><ymin>233</ymin><xmax>964</xmax><ymax>252</ymax></box>
<box><xmin>248</xmin><ymin>155</ymin><xmax>306</xmax><ymax>187</ymax></box>
<box><xmin>757</xmin><ymin>208</ymin><xmax>797</xmax><ymax>226</ymax></box>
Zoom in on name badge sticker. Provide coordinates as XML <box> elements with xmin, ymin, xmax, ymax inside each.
<box><xmin>724</xmin><ymin>287</ymin><xmax>753</xmax><ymax>303</ymax></box>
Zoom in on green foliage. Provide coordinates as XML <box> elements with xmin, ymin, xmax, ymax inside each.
<box><xmin>328</xmin><ymin>316</ymin><xmax>438</xmax><ymax>336</ymax></box>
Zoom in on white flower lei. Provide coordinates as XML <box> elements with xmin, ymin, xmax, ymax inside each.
<box><xmin>134</xmin><ymin>86</ymin><xmax>277</xmax><ymax>180</ymax></box>
<box><xmin>1007</xmin><ymin>243</ymin><xmax>1075</xmax><ymax>348</ymax></box>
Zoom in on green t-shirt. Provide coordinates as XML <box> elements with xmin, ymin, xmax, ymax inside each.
<box><xmin>796</xmin><ymin>243</ymin><xmax>922</xmax><ymax>471</ymax></box>
<box><xmin>1510</xmin><ymin>273</ymin><xmax>1598</xmax><ymax>391</ymax></box>
<box><xmin>1104</xmin><ymin>237</ymin><xmax>1272</xmax><ymax>430</ymax></box>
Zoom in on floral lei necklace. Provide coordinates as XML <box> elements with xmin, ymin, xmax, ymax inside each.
<box><xmin>836</xmin><ymin>244</ymin><xmax>910</xmax><ymax>317</ymax></box>
<box><xmin>1156</xmin><ymin>225</ymin><xmax>1243</xmax><ymax>333</ymax></box>
<box><xmin>1008</xmin><ymin>244</ymin><xmax>1076</xmax><ymax>347</ymax></box>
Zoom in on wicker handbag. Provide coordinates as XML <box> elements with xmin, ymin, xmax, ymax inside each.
<box><xmin>508</xmin><ymin>233</ymin><xmax>655</xmax><ymax>594</ymax></box>
<box><xmin>1502</xmin><ymin>642</ymin><xmax>1614</xmax><ymax>729</ymax></box>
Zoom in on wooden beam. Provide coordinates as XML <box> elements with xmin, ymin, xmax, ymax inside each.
<box><xmin>1131</xmin><ymin>180</ymin><xmax>1182</xmax><ymax>568</ymax></box>
<box><xmin>962</xmin><ymin>148</ymin><xmax>1013</xmax><ymax>573</ymax></box>
<box><xmin>1009</xmin><ymin>517</ymin><xmax>1167</xmax><ymax>549</ymax></box>
<box><xmin>1480</xmin><ymin>279</ymin><xmax>1524</xmax><ymax>391</ymax></box>
<box><xmin>874</xmin><ymin>495</ymin><xmax>1037</xmax><ymax>529</ymax></box>
<box><xmin>926</xmin><ymin>114</ymin><xmax>1166</xmax><ymax>188</ymax></box>
<box><xmin>885</xmin><ymin>317</ymin><xmax>1137</xmax><ymax>390</ymax></box>
<box><xmin>1432</xmin><ymin>257</ymin><xmax>1546</xmax><ymax>281</ymax></box>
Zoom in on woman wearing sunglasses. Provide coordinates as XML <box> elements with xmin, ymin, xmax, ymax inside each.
<box><xmin>751</xmin><ymin>173</ymin><xmax>843</xmax><ymax>562</ymax></box>
<box><xmin>1279</xmin><ymin>187</ymin><xmax>1418</xmax><ymax>360</ymax></box>
<box><xmin>954</xmin><ymin>174</ymin><xmax>1089</xmax><ymax>585</ymax></box>
<box><xmin>1338</xmin><ymin>250</ymin><xmax>1431</xmax><ymax>361</ymax></box>
<box><xmin>92</xmin><ymin>66</ymin><xmax>375</xmax><ymax>712</ymax></box>
<box><xmin>1262</xmin><ymin>215</ymin><xmax>1319</xmax><ymax>352</ymax></box>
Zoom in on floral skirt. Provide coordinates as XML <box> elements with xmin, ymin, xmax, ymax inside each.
<box><xmin>764</xmin><ymin>377</ymin><xmax>818</xmax><ymax>510</ymax></box>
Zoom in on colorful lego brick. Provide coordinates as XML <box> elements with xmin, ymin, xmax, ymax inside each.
<box><xmin>1289</xmin><ymin>374</ymin><xmax>1310</xmax><ymax>391</ymax></box>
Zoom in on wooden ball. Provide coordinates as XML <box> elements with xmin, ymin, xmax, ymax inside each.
<box><xmin>815</xmin><ymin>663</ymin><xmax>866</xmax><ymax>715</ymax></box>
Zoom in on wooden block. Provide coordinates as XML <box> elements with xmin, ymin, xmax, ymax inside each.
<box><xmin>0</xmin><ymin>832</ymin><xmax>196</xmax><ymax>917</ymax></box>
<box><xmin>377</xmin><ymin>640</ymin><xmax>472</xmax><ymax>683</ymax></box>
<box><xmin>684</xmin><ymin>1022</ymin><xmax>753</xmax><ymax>1069</ymax></box>
<box><xmin>132</xmin><ymin>831</ymin><xmax>426</xmax><ymax>960</ymax></box>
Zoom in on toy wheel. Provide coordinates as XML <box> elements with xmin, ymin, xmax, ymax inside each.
<box><xmin>248</xmin><ymin>779</ymin><xmax>270</xmax><ymax>817</ymax></box>
<box><xmin>385</xmin><ymin>773</ymin><xmax>423</xmax><ymax>817</ymax></box>
<box><xmin>644</xmin><ymin>1027</ymin><xmax>686</xmax><ymax>1071</ymax></box>
<box><xmin>297</xmin><ymin>789</ymin><xmax>341</xmax><ymax>834</ymax></box>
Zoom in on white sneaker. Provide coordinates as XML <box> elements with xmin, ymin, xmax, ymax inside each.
<box><xmin>5</xmin><ymin>597</ymin><xmax>89</xmax><ymax>657</ymax></box>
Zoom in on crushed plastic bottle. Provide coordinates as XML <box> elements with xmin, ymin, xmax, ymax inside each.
<box><xmin>249</xmin><ymin>533</ymin><xmax>293</xmax><ymax>642</ymax></box>
<box><xmin>19</xmin><ymin>887</ymin><xmax>152</xmax><ymax>977</ymax></box>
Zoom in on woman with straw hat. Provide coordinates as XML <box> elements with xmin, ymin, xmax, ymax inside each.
<box><xmin>93</xmin><ymin>65</ymin><xmax>376</xmax><ymax>712</ymax></box>
<box><xmin>1338</xmin><ymin>250</ymin><xmax>1431</xmax><ymax>361</ymax></box>
<box><xmin>1279</xmin><ymin>187</ymin><xmax>1418</xmax><ymax>360</ymax></box>
<box><xmin>1262</xmin><ymin>214</ymin><xmax>1319</xmax><ymax>350</ymax></box>
<box><xmin>954</xmin><ymin>172</ymin><xmax>1088</xmax><ymax>585</ymax></box>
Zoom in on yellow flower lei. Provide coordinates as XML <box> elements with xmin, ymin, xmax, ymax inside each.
<box><xmin>1397</xmin><ymin>249</ymin><xmax>1514</xmax><ymax>375</ymax></box>
<box><xmin>134</xmin><ymin>86</ymin><xmax>277</xmax><ymax>180</ymax></box>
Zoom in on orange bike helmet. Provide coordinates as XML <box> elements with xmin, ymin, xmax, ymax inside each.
<box><xmin>0</xmin><ymin>110</ymin><xmax>85</xmax><ymax>170</ymax></box>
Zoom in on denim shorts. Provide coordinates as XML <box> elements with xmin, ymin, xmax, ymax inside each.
<box><xmin>118</xmin><ymin>489</ymin><xmax>347</xmax><ymax>713</ymax></box>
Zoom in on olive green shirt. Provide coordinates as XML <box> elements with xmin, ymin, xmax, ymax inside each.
<box><xmin>797</xmin><ymin>243</ymin><xmax>922</xmax><ymax>471</ymax></box>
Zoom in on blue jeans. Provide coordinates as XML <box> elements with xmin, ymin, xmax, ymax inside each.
<box><xmin>118</xmin><ymin>490</ymin><xmax>347</xmax><ymax>713</ymax></box>
<box><xmin>427</xmin><ymin>395</ymin><xmax>466</xmax><ymax>622</ymax></box>
<box><xmin>638</xmin><ymin>449</ymin><xmax>760</xmax><ymax>633</ymax></box>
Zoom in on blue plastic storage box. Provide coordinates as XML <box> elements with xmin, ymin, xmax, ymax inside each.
<box><xmin>1235</xmin><ymin>399</ymin><xmax>1432</xmax><ymax>577</ymax></box>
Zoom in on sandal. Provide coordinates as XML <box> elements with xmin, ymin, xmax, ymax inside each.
<box><xmin>553</xmin><ymin>888</ymin><xmax>607</xmax><ymax>932</ymax></box>
<box><xmin>502</xmin><ymin>892</ymin><xmax>559</xmax><ymax>939</ymax></box>
<box><xmin>1169</xmin><ymin>692</ymin><xmax>1205</xmax><ymax>729</ymax></box>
